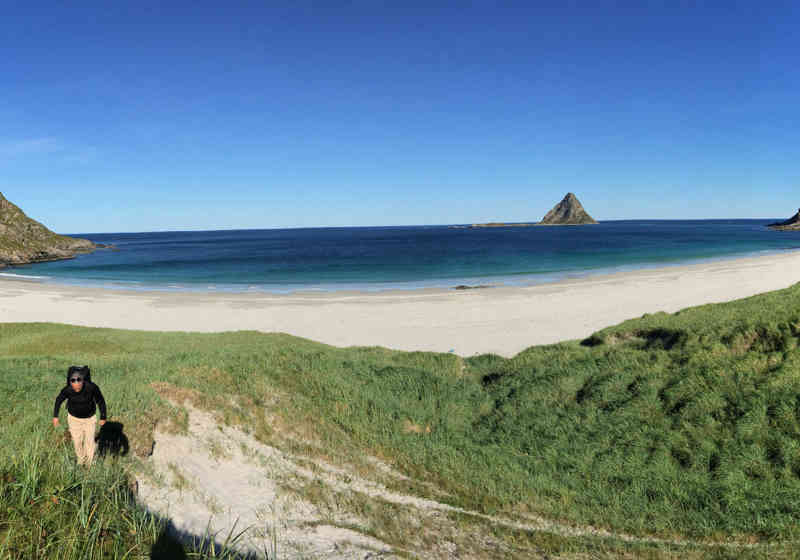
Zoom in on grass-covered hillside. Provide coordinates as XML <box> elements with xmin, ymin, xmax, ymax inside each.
<box><xmin>0</xmin><ymin>192</ymin><xmax>94</xmax><ymax>265</ymax></box>
<box><xmin>4</xmin><ymin>283</ymin><xmax>800</xmax><ymax>557</ymax></box>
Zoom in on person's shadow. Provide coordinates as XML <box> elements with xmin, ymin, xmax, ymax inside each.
<box><xmin>151</xmin><ymin>529</ymin><xmax>187</xmax><ymax>560</ymax></box>
<box><xmin>95</xmin><ymin>421</ymin><xmax>130</xmax><ymax>458</ymax></box>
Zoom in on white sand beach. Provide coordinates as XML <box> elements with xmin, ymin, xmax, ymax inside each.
<box><xmin>2</xmin><ymin>251</ymin><xmax>800</xmax><ymax>357</ymax></box>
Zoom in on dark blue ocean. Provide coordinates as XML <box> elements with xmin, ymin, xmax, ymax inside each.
<box><xmin>5</xmin><ymin>220</ymin><xmax>799</xmax><ymax>292</ymax></box>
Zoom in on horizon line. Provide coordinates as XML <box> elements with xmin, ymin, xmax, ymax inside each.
<box><xmin>61</xmin><ymin>216</ymin><xmax>785</xmax><ymax>236</ymax></box>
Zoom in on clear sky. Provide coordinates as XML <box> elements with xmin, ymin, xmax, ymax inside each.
<box><xmin>1</xmin><ymin>1</ymin><xmax>797</xmax><ymax>233</ymax></box>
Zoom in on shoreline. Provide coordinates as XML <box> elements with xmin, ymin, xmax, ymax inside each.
<box><xmin>2</xmin><ymin>250</ymin><xmax>800</xmax><ymax>357</ymax></box>
<box><xmin>5</xmin><ymin>245</ymin><xmax>799</xmax><ymax>296</ymax></box>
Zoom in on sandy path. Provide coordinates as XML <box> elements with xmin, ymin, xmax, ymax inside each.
<box><xmin>138</xmin><ymin>403</ymin><xmax>400</xmax><ymax>559</ymax></box>
<box><xmin>2</xmin><ymin>251</ymin><xmax>800</xmax><ymax>357</ymax></box>
<box><xmin>138</xmin><ymin>402</ymin><xmax>765</xmax><ymax>558</ymax></box>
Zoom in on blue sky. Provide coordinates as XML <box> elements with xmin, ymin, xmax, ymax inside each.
<box><xmin>1</xmin><ymin>1</ymin><xmax>798</xmax><ymax>233</ymax></box>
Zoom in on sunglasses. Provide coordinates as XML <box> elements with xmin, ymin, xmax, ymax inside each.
<box><xmin>69</xmin><ymin>378</ymin><xmax>84</xmax><ymax>383</ymax></box>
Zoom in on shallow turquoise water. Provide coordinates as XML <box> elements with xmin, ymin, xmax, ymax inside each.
<box><xmin>6</xmin><ymin>220</ymin><xmax>798</xmax><ymax>292</ymax></box>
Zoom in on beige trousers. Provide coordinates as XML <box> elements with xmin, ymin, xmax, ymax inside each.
<box><xmin>67</xmin><ymin>414</ymin><xmax>97</xmax><ymax>466</ymax></box>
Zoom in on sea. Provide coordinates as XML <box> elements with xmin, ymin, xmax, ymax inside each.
<box><xmin>4</xmin><ymin>220</ymin><xmax>799</xmax><ymax>293</ymax></box>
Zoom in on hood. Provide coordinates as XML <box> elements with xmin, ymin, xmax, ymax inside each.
<box><xmin>66</xmin><ymin>365</ymin><xmax>91</xmax><ymax>385</ymax></box>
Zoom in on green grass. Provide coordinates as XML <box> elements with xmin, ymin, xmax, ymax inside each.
<box><xmin>4</xmin><ymin>282</ymin><xmax>800</xmax><ymax>557</ymax></box>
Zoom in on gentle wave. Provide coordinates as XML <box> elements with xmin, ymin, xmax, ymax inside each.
<box><xmin>0</xmin><ymin>272</ymin><xmax>50</xmax><ymax>280</ymax></box>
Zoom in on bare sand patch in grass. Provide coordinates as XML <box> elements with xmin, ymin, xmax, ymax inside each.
<box><xmin>137</xmin><ymin>403</ymin><xmax>399</xmax><ymax>558</ymax></box>
<box><xmin>136</xmin><ymin>399</ymin><xmax>779</xmax><ymax>558</ymax></box>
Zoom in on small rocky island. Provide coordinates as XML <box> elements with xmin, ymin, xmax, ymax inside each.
<box><xmin>0</xmin><ymin>192</ymin><xmax>96</xmax><ymax>267</ymax></box>
<box><xmin>538</xmin><ymin>192</ymin><xmax>598</xmax><ymax>225</ymax></box>
<box><xmin>768</xmin><ymin>209</ymin><xmax>800</xmax><ymax>231</ymax></box>
<box><xmin>465</xmin><ymin>192</ymin><xmax>598</xmax><ymax>228</ymax></box>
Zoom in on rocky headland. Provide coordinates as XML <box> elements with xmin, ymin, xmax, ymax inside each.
<box><xmin>768</xmin><ymin>209</ymin><xmax>800</xmax><ymax>231</ymax></box>
<box><xmin>538</xmin><ymin>192</ymin><xmax>598</xmax><ymax>225</ymax></box>
<box><xmin>0</xmin><ymin>192</ymin><xmax>96</xmax><ymax>267</ymax></box>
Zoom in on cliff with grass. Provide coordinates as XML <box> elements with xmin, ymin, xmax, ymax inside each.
<box><xmin>0</xmin><ymin>192</ymin><xmax>95</xmax><ymax>266</ymax></box>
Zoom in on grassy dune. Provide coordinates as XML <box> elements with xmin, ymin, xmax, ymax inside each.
<box><xmin>3</xmin><ymin>283</ymin><xmax>800</xmax><ymax>557</ymax></box>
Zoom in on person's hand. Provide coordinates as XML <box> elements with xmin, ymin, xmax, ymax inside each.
<box><xmin>52</xmin><ymin>417</ymin><xmax>59</xmax><ymax>428</ymax></box>
<box><xmin>99</xmin><ymin>419</ymin><xmax>106</xmax><ymax>426</ymax></box>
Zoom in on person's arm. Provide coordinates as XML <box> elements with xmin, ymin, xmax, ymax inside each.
<box><xmin>53</xmin><ymin>388</ymin><xmax>67</xmax><ymax>426</ymax></box>
<box><xmin>94</xmin><ymin>384</ymin><xmax>107</xmax><ymax>422</ymax></box>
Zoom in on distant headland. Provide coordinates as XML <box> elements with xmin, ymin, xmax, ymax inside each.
<box><xmin>768</xmin><ymin>209</ymin><xmax>800</xmax><ymax>231</ymax></box>
<box><xmin>461</xmin><ymin>192</ymin><xmax>598</xmax><ymax>228</ymax></box>
<box><xmin>0</xmin><ymin>192</ymin><xmax>96</xmax><ymax>267</ymax></box>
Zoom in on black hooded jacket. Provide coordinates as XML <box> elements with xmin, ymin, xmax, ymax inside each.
<box><xmin>53</xmin><ymin>381</ymin><xmax>107</xmax><ymax>420</ymax></box>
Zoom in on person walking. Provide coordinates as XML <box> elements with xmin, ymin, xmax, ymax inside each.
<box><xmin>52</xmin><ymin>366</ymin><xmax>107</xmax><ymax>466</ymax></box>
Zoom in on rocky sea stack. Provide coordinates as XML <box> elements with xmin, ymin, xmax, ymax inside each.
<box><xmin>0</xmin><ymin>192</ymin><xmax>95</xmax><ymax>267</ymax></box>
<box><xmin>539</xmin><ymin>192</ymin><xmax>598</xmax><ymax>225</ymax></box>
<box><xmin>768</xmin><ymin>209</ymin><xmax>800</xmax><ymax>231</ymax></box>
